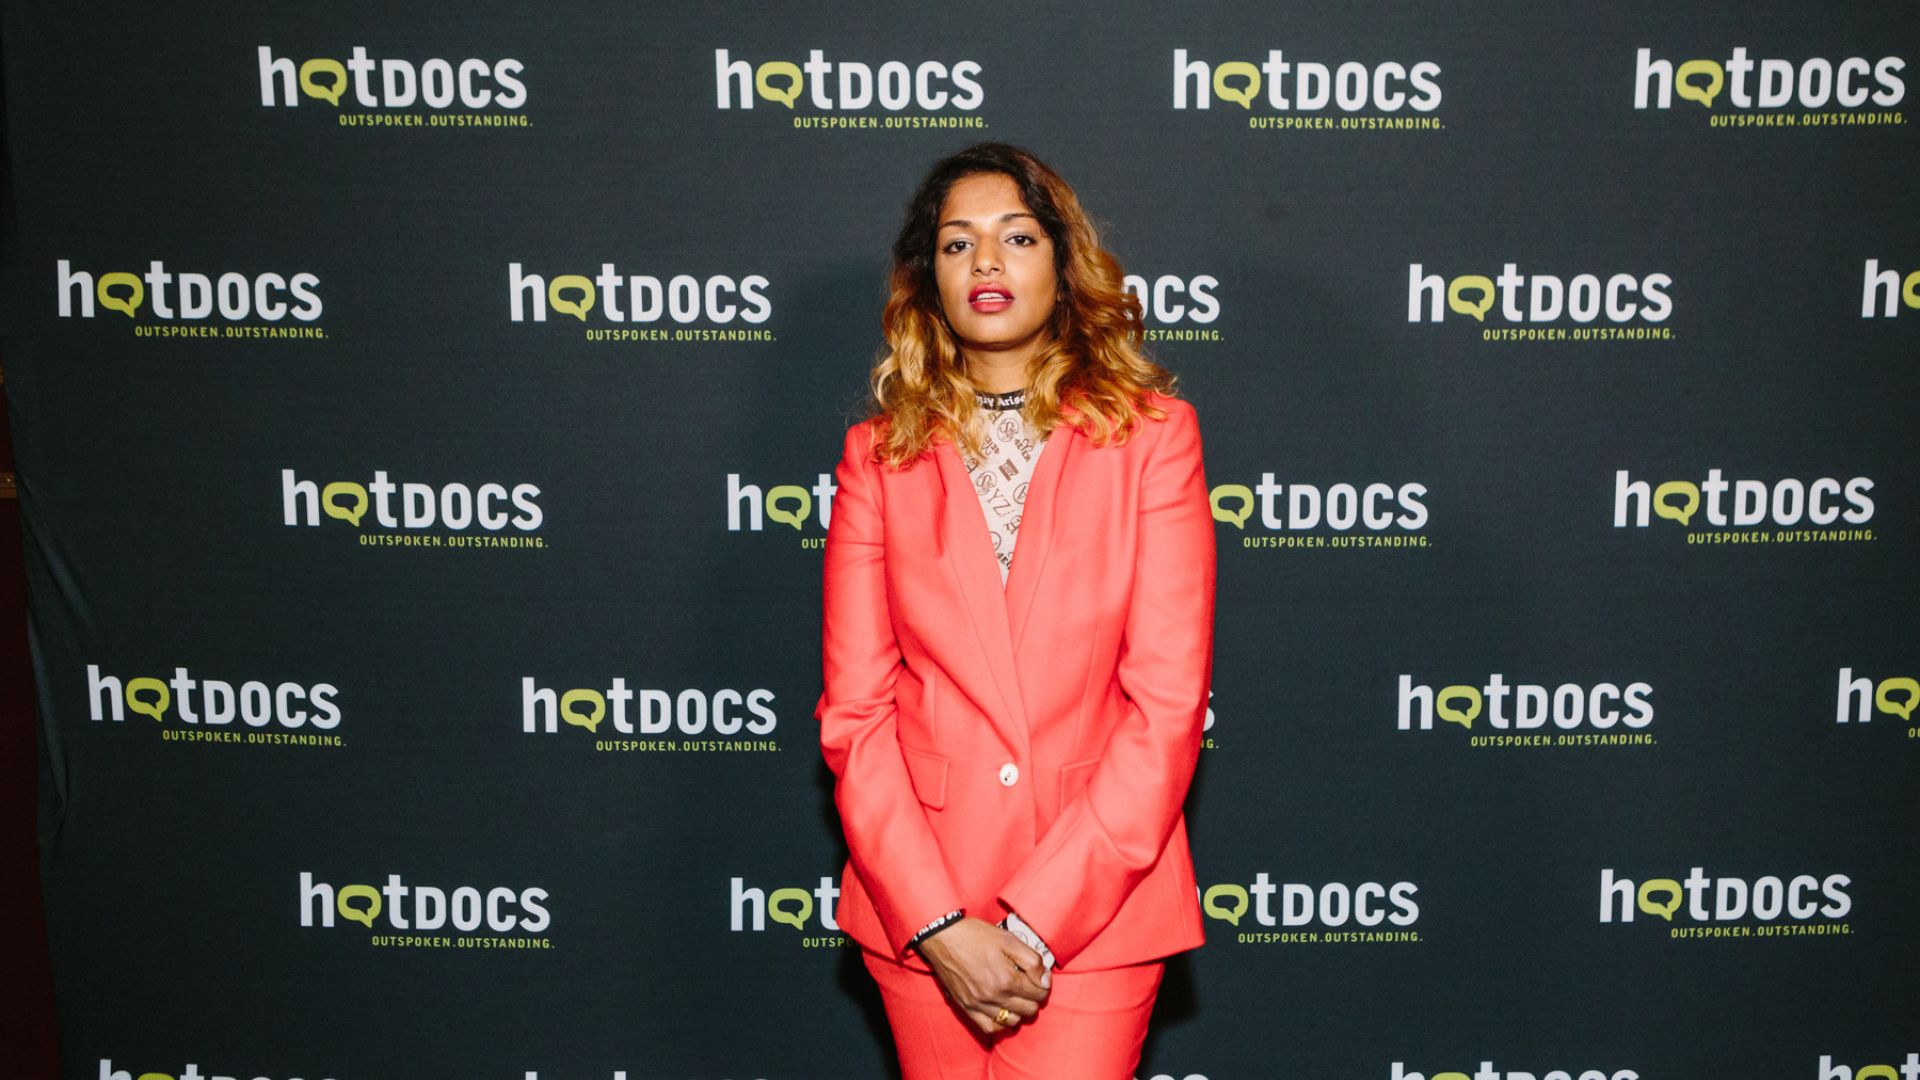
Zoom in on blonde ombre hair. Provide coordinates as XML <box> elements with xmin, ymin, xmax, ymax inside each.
<box><xmin>865</xmin><ymin>142</ymin><xmax>1178</xmax><ymax>468</ymax></box>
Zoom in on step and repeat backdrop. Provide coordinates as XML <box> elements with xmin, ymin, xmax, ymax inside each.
<box><xmin>3</xmin><ymin>2</ymin><xmax>1914</xmax><ymax>1078</ymax></box>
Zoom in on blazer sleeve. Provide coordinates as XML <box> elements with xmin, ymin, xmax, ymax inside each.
<box><xmin>996</xmin><ymin>400</ymin><xmax>1216</xmax><ymax>967</ymax></box>
<box><xmin>815</xmin><ymin>421</ymin><xmax>967</xmax><ymax>959</ymax></box>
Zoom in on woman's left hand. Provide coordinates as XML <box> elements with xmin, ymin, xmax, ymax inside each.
<box><xmin>915</xmin><ymin>917</ymin><xmax>1051</xmax><ymax>1034</ymax></box>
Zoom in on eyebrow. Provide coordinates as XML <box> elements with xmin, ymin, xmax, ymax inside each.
<box><xmin>938</xmin><ymin>212</ymin><xmax>1039</xmax><ymax>231</ymax></box>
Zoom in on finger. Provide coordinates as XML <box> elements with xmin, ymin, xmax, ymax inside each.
<box><xmin>1000</xmin><ymin>946</ymin><xmax>1045</xmax><ymax>986</ymax></box>
<box><xmin>1010</xmin><ymin>960</ymin><xmax>1051</xmax><ymax>997</ymax></box>
<box><xmin>999</xmin><ymin>994</ymin><xmax>1040</xmax><ymax>1021</ymax></box>
<box><xmin>1003</xmin><ymin>970</ymin><xmax>1049</xmax><ymax>1004</ymax></box>
<box><xmin>1002</xmin><ymin>939</ymin><xmax>1044</xmax><ymax>973</ymax></box>
<box><xmin>971</xmin><ymin>1005</ymin><xmax>1018</xmax><ymax>1035</ymax></box>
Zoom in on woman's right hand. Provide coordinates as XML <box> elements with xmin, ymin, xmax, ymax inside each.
<box><xmin>915</xmin><ymin>917</ymin><xmax>1051</xmax><ymax>1035</ymax></box>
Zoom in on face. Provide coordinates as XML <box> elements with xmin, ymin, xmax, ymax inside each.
<box><xmin>933</xmin><ymin>172</ymin><xmax>1059</xmax><ymax>375</ymax></box>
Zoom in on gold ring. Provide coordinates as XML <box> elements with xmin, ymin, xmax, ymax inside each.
<box><xmin>994</xmin><ymin>1006</ymin><xmax>1014</xmax><ymax>1027</ymax></box>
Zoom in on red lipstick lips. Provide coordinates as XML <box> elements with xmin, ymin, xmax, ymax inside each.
<box><xmin>969</xmin><ymin>283</ymin><xmax>1014</xmax><ymax>312</ymax></box>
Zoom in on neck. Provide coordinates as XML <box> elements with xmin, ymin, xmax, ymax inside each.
<box><xmin>962</xmin><ymin>345</ymin><xmax>1041</xmax><ymax>393</ymax></box>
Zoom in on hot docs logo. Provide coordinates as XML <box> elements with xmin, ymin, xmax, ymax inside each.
<box><xmin>299</xmin><ymin>871</ymin><xmax>551</xmax><ymax>934</ymax></box>
<box><xmin>1408</xmin><ymin>263</ymin><xmax>1672</xmax><ymax>330</ymax></box>
<box><xmin>521</xmin><ymin>678</ymin><xmax>778</xmax><ymax>737</ymax></box>
<box><xmin>88</xmin><ymin>664</ymin><xmax>340</xmax><ymax>730</ymax></box>
<box><xmin>1173</xmin><ymin>48</ymin><xmax>1442</xmax><ymax>113</ymax></box>
<box><xmin>1598</xmin><ymin>867</ymin><xmax>1851</xmax><ymax>927</ymax></box>
<box><xmin>508</xmin><ymin>263</ymin><xmax>771</xmax><ymax>327</ymax></box>
<box><xmin>1397</xmin><ymin>674</ymin><xmax>1652</xmax><ymax>734</ymax></box>
<box><xmin>57</xmin><ymin>259</ymin><xmax>321</xmax><ymax>323</ymax></box>
<box><xmin>1613</xmin><ymin>469</ymin><xmax>1873</xmax><ymax>531</ymax></box>
<box><xmin>258</xmin><ymin>45</ymin><xmax>527</xmax><ymax>109</ymax></box>
<box><xmin>282</xmin><ymin>469</ymin><xmax>543</xmax><ymax>535</ymax></box>
<box><xmin>713</xmin><ymin>48</ymin><xmax>983</xmax><ymax>112</ymax></box>
<box><xmin>1633</xmin><ymin>47</ymin><xmax>1904</xmax><ymax>112</ymax></box>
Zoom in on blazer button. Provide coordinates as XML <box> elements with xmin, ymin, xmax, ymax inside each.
<box><xmin>999</xmin><ymin>763</ymin><xmax>1019</xmax><ymax>787</ymax></box>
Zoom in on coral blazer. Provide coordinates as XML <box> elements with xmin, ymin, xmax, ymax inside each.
<box><xmin>816</xmin><ymin>391</ymin><xmax>1216</xmax><ymax>972</ymax></box>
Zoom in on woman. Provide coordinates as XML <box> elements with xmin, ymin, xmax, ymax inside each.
<box><xmin>816</xmin><ymin>142</ymin><xmax>1216</xmax><ymax>1079</ymax></box>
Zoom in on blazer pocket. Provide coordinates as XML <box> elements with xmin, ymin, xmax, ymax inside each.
<box><xmin>1058</xmin><ymin>756</ymin><xmax>1101</xmax><ymax>816</ymax></box>
<box><xmin>901</xmin><ymin>745</ymin><xmax>948</xmax><ymax>811</ymax></box>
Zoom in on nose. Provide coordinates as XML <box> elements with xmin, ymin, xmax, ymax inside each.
<box><xmin>971</xmin><ymin>238</ymin><xmax>1001</xmax><ymax>275</ymax></box>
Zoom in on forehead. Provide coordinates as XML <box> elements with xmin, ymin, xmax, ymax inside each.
<box><xmin>938</xmin><ymin>172</ymin><xmax>1035</xmax><ymax>227</ymax></box>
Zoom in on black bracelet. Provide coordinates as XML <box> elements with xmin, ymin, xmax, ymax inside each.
<box><xmin>906</xmin><ymin>909</ymin><xmax>965</xmax><ymax>953</ymax></box>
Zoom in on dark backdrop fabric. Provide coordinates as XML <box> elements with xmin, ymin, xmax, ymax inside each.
<box><xmin>2</xmin><ymin>3</ymin><xmax>1915</xmax><ymax>1078</ymax></box>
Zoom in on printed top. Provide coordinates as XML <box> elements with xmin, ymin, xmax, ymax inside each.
<box><xmin>961</xmin><ymin>387</ymin><xmax>1049</xmax><ymax>585</ymax></box>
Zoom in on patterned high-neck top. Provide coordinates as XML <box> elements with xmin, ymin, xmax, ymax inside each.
<box><xmin>961</xmin><ymin>387</ymin><xmax>1049</xmax><ymax>585</ymax></box>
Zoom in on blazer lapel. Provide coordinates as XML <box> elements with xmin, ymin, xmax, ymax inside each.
<box><xmin>935</xmin><ymin>440</ymin><xmax>1030</xmax><ymax>755</ymax></box>
<box><xmin>932</xmin><ymin>418</ymin><xmax>1082</xmax><ymax>755</ymax></box>
<box><xmin>1005</xmin><ymin>420</ymin><xmax>1077</xmax><ymax>658</ymax></box>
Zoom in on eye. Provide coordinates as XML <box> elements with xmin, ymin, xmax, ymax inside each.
<box><xmin>941</xmin><ymin>238</ymin><xmax>971</xmax><ymax>255</ymax></box>
<box><xmin>1008</xmin><ymin>233</ymin><xmax>1037</xmax><ymax>246</ymax></box>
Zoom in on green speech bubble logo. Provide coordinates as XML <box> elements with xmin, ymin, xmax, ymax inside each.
<box><xmin>1856</xmin><ymin>1067</ymin><xmax>1900</xmax><ymax>1080</ymax></box>
<box><xmin>322</xmin><ymin>481</ymin><xmax>368</xmax><ymax>527</ymax></box>
<box><xmin>1876</xmin><ymin>677</ymin><xmax>1919</xmax><ymax>721</ymax></box>
<box><xmin>766</xmin><ymin>485</ymin><xmax>812</xmax><ymax>531</ymax></box>
<box><xmin>1653</xmin><ymin>480</ymin><xmax>1700</xmax><ymax>527</ymax></box>
<box><xmin>300</xmin><ymin>58</ymin><xmax>348</xmax><ymax>106</ymax></box>
<box><xmin>1902</xmin><ymin>270</ymin><xmax>1920</xmax><ymax>311</ymax></box>
<box><xmin>756</xmin><ymin>61</ymin><xmax>803</xmax><ymax>108</ymax></box>
<box><xmin>561</xmin><ymin>689</ymin><xmax>606</xmax><ymax>733</ymax></box>
<box><xmin>1201</xmin><ymin>883</ymin><xmax>1248</xmax><ymax>926</ymax></box>
<box><xmin>1212</xmin><ymin>62</ymin><xmax>1260</xmax><ymax>109</ymax></box>
<box><xmin>1447</xmin><ymin>275</ymin><xmax>1495</xmax><ymax>322</ymax></box>
<box><xmin>1209</xmin><ymin>484</ymin><xmax>1253</xmax><ymax>529</ymax></box>
<box><xmin>126</xmin><ymin>677</ymin><xmax>171</xmax><ymax>722</ymax></box>
<box><xmin>1637</xmin><ymin>878</ymin><xmax>1683</xmax><ymax>921</ymax></box>
<box><xmin>97</xmin><ymin>272</ymin><xmax>145</xmax><ymax>318</ymax></box>
<box><xmin>1436</xmin><ymin>685</ymin><xmax>1482</xmax><ymax>730</ymax></box>
<box><xmin>768</xmin><ymin>887</ymin><xmax>813</xmax><ymax>930</ymax></box>
<box><xmin>337</xmin><ymin>884</ymin><xmax>382</xmax><ymax>928</ymax></box>
<box><xmin>1434</xmin><ymin>1074</ymin><xmax>1472</xmax><ymax>1080</ymax></box>
<box><xmin>1676</xmin><ymin>60</ymin><xmax>1725</xmax><ymax>109</ymax></box>
<box><xmin>548</xmin><ymin>275</ymin><xmax>596</xmax><ymax>321</ymax></box>
<box><xmin>137</xmin><ymin>1073</ymin><xmax>179</xmax><ymax>1080</ymax></box>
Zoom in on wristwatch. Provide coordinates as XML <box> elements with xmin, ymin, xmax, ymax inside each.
<box><xmin>999</xmin><ymin>910</ymin><xmax>1055</xmax><ymax>971</ymax></box>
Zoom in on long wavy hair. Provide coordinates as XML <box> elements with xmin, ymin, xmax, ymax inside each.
<box><xmin>865</xmin><ymin>142</ymin><xmax>1177</xmax><ymax>468</ymax></box>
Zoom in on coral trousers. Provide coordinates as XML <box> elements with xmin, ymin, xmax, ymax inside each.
<box><xmin>861</xmin><ymin>948</ymin><xmax>1164</xmax><ymax>1080</ymax></box>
